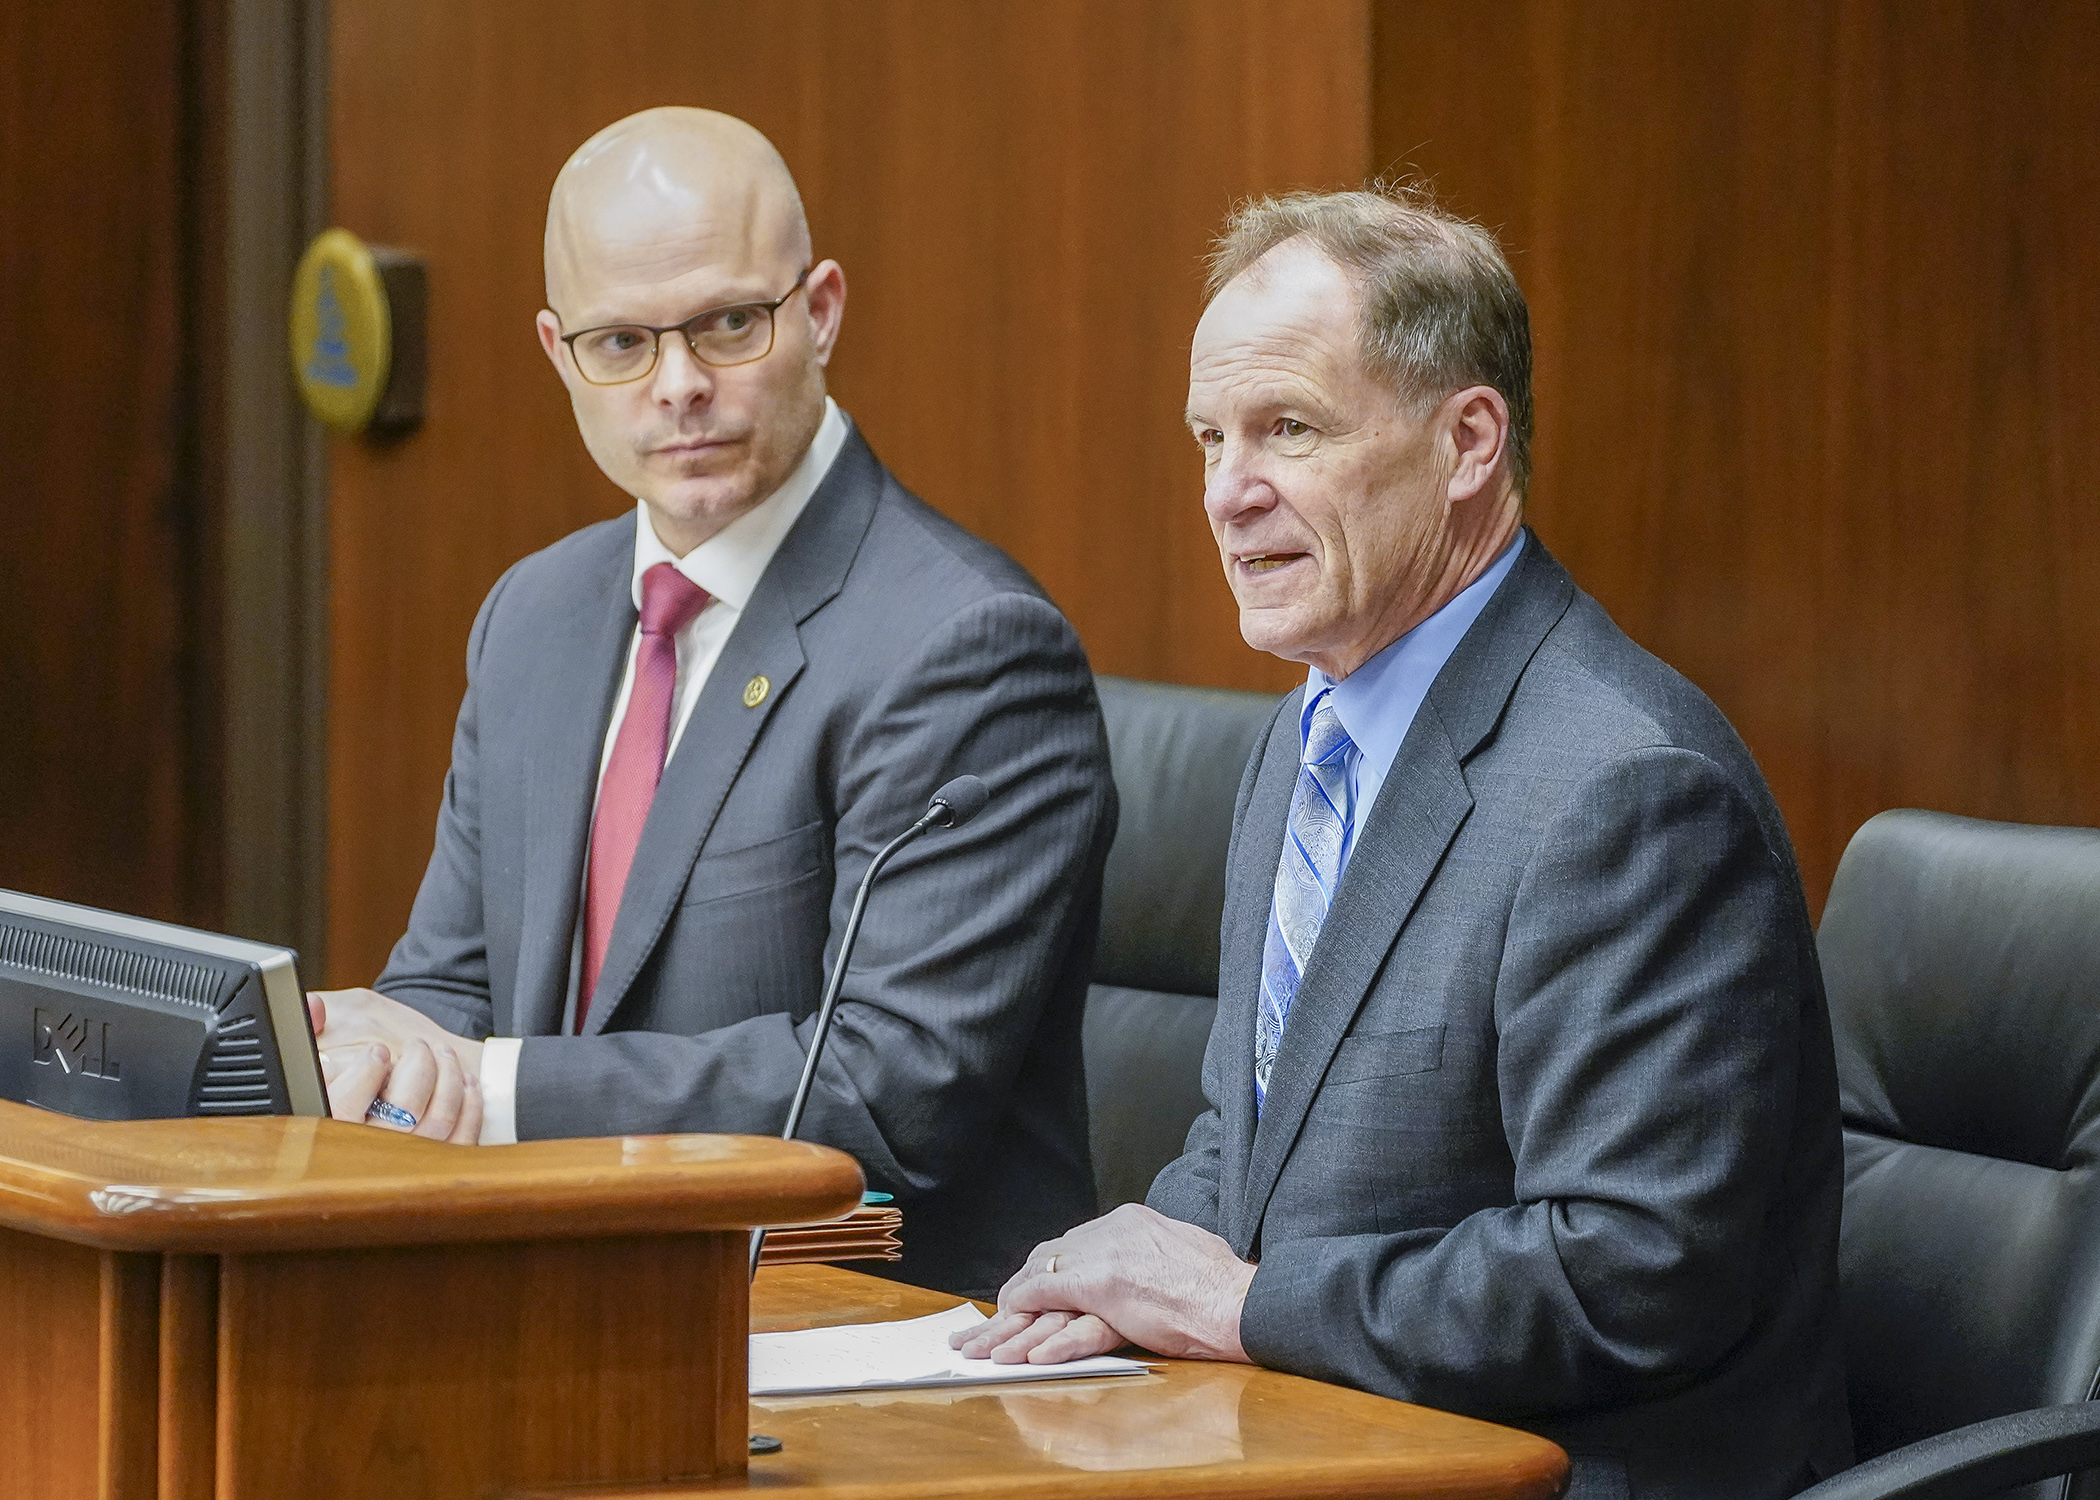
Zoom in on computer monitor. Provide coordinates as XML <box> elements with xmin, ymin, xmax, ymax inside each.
<box><xmin>0</xmin><ymin>889</ymin><xmax>326</xmax><ymax>1121</ymax></box>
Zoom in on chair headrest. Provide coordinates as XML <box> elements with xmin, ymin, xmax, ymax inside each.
<box><xmin>1818</xmin><ymin>809</ymin><xmax>2100</xmax><ymax>1171</ymax></box>
<box><xmin>1093</xmin><ymin>675</ymin><xmax>1284</xmax><ymax>997</ymax></box>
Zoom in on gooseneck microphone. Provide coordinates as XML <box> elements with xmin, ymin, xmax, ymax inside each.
<box><xmin>749</xmin><ymin>775</ymin><xmax>991</xmax><ymax>1279</ymax></box>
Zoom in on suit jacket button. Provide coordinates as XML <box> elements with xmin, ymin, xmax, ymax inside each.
<box><xmin>743</xmin><ymin>674</ymin><xmax>770</xmax><ymax>708</ymax></box>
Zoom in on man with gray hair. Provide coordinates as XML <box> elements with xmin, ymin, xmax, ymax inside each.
<box><xmin>958</xmin><ymin>186</ymin><xmax>1852</xmax><ymax>1498</ymax></box>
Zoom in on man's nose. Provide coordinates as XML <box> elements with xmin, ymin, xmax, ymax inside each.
<box><xmin>649</xmin><ymin>332</ymin><xmax>717</xmax><ymax>408</ymax></box>
<box><xmin>1203</xmin><ymin>448</ymin><xmax>1278</xmax><ymax>528</ymax></box>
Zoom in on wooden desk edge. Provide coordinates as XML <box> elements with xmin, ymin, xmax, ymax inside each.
<box><xmin>524</xmin><ymin>1454</ymin><xmax>1570</xmax><ymax>1500</ymax></box>
<box><xmin>0</xmin><ymin>1108</ymin><xmax>864</xmax><ymax>1251</ymax></box>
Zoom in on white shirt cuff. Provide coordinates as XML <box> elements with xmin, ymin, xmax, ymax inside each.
<box><xmin>478</xmin><ymin>1037</ymin><xmax>523</xmax><ymax>1145</ymax></box>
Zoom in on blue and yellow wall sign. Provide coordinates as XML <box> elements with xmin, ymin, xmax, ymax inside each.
<box><xmin>289</xmin><ymin>228</ymin><xmax>426</xmax><ymax>436</ymax></box>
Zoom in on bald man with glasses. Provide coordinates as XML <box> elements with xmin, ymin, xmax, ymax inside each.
<box><xmin>309</xmin><ymin>107</ymin><xmax>1117</xmax><ymax>1298</ymax></box>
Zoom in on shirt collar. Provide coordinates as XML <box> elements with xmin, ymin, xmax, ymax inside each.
<box><xmin>1308</xmin><ymin>531</ymin><xmax>1526</xmax><ymax>783</ymax></box>
<box><xmin>631</xmin><ymin>396</ymin><xmax>850</xmax><ymax>612</ymax></box>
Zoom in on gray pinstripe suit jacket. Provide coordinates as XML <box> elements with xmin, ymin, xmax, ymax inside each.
<box><xmin>378</xmin><ymin>425</ymin><xmax>1116</xmax><ymax>1296</ymax></box>
<box><xmin>1150</xmin><ymin>535</ymin><xmax>1851</xmax><ymax>1499</ymax></box>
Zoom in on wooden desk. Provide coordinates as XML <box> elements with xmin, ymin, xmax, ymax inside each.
<box><xmin>0</xmin><ymin>1104</ymin><xmax>863</xmax><ymax>1500</ymax></box>
<box><xmin>528</xmin><ymin>1264</ymin><xmax>1568</xmax><ymax>1500</ymax></box>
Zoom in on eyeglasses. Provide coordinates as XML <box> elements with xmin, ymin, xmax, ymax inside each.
<box><xmin>558</xmin><ymin>267</ymin><xmax>811</xmax><ymax>385</ymax></box>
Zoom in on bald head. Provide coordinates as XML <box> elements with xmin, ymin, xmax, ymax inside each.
<box><xmin>534</xmin><ymin>107</ymin><xmax>846</xmax><ymax>557</ymax></box>
<box><xmin>544</xmin><ymin>107</ymin><xmax>811</xmax><ymax>312</ymax></box>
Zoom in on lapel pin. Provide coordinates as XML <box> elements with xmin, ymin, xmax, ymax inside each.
<box><xmin>743</xmin><ymin>674</ymin><xmax>771</xmax><ymax>709</ymax></box>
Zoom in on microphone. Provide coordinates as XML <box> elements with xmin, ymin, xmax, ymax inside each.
<box><xmin>750</xmin><ymin>775</ymin><xmax>990</xmax><ymax>1278</ymax></box>
<box><xmin>925</xmin><ymin>774</ymin><xmax>989</xmax><ymax>829</ymax></box>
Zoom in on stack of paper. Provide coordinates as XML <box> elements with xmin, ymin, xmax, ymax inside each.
<box><xmin>757</xmin><ymin>1202</ymin><xmax>903</xmax><ymax>1266</ymax></box>
<box><xmin>749</xmin><ymin>1303</ymin><xmax>1152</xmax><ymax>1396</ymax></box>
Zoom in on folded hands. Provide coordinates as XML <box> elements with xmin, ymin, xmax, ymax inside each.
<box><xmin>309</xmin><ymin>989</ymin><xmax>485</xmax><ymax>1144</ymax></box>
<box><xmin>950</xmin><ymin>1203</ymin><xmax>1256</xmax><ymax>1367</ymax></box>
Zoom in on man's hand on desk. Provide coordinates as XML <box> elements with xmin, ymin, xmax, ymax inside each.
<box><xmin>309</xmin><ymin>990</ymin><xmax>484</xmax><ymax>1144</ymax></box>
<box><xmin>950</xmin><ymin>1203</ymin><xmax>1256</xmax><ymax>1366</ymax></box>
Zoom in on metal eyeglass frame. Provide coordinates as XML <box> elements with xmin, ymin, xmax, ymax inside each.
<box><xmin>558</xmin><ymin>266</ymin><xmax>812</xmax><ymax>385</ymax></box>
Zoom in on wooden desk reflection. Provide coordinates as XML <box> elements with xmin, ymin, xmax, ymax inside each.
<box><xmin>534</xmin><ymin>1263</ymin><xmax>1568</xmax><ymax>1499</ymax></box>
<box><xmin>1000</xmin><ymin>1372</ymin><xmax>1246</xmax><ymax>1471</ymax></box>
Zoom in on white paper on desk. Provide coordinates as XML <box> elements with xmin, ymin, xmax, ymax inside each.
<box><xmin>748</xmin><ymin>1303</ymin><xmax>1151</xmax><ymax>1396</ymax></box>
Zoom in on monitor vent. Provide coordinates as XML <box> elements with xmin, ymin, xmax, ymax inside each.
<box><xmin>196</xmin><ymin>1027</ymin><xmax>275</xmax><ymax>1113</ymax></box>
<box><xmin>0</xmin><ymin>922</ymin><xmax>221</xmax><ymax>1011</ymax></box>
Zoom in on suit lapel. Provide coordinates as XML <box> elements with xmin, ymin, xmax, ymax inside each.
<box><xmin>1228</xmin><ymin>530</ymin><xmax>1578</xmax><ymax>1255</ymax></box>
<box><xmin>1215</xmin><ymin>697</ymin><xmax>1301</xmax><ymax>1240</ymax></box>
<box><xmin>513</xmin><ymin>527</ymin><xmax>636</xmax><ymax>1037</ymax></box>
<box><xmin>1232</xmin><ymin>703</ymin><xmax>1473</xmax><ymax>1255</ymax></box>
<box><xmin>580</xmin><ymin>428</ymin><xmax>886</xmax><ymax>1035</ymax></box>
<box><xmin>1422</xmin><ymin>531</ymin><xmax>1577</xmax><ymax>764</ymax></box>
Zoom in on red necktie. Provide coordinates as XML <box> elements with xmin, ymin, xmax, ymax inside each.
<box><xmin>578</xmin><ymin>562</ymin><xmax>711</xmax><ymax>1030</ymax></box>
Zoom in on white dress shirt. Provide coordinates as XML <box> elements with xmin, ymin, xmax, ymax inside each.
<box><xmin>477</xmin><ymin>398</ymin><xmax>849</xmax><ymax>1143</ymax></box>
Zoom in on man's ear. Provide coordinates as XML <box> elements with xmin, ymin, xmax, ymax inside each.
<box><xmin>1444</xmin><ymin>385</ymin><xmax>1510</xmax><ymax>507</ymax></box>
<box><xmin>535</xmin><ymin>309</ymin><xmax>567</xmax><ymax>377</ymax></box>
<box><xmin>803</xmin><ymin>259</ymin><xmax>847</xmax><ymax>368</ymax></box>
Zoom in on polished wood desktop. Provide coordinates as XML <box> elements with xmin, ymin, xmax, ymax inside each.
<box><xmin>531</xmin><ymin>1263</ymin><xmax>1567</xmax><ymax>1500</ymax></box>
<box><xmin>0</xmin><ymin>1102</ymin><xmax>1565</xmax><ymax>1500</ymax></box>
<box><xmin>0</xmin><ymin>1102</ymin><xmax>863</xmax><ymax>1500</ymax></box>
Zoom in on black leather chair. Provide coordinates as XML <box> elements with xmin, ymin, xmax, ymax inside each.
<box><xmin>1801</xmin><ymin>810</ymin><xmax>2100</xmax><ymax>1500</ymax></box>
<box><xmin>1083</xmin><ymin>675</ymin><xmax>1281</xmax><ymax>1211</ymax></box>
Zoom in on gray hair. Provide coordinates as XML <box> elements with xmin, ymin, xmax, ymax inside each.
<box><xmin>1205</xmin><ymin>183</ymin><xmax>1534</xmax><ymax>492</ymax></box>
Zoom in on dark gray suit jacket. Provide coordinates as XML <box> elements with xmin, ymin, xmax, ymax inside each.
<box><xmin>1149</xmin><ymin>535</ymin><xmax>1851</xmax><ymax>1500</ymax></box>
<box><xmin>377</xmin><ymin>425</ymin><xmax>1117</xmax><ymax>1296</ymax></box>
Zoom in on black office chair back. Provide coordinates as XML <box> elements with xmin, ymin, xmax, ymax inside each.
<box><xmin>1818</xmin><ymin>810</ymin><xmax>2100</xmax><ymax>1500</ymax></box>
<box><xmin>1084</xmin><ymin>676</ymin><xmax>1281</xmax><ymax>1211</ymax></box>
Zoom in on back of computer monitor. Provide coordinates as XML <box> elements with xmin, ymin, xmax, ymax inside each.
<box><xmin>0</xmin><ymin>890</ymin><xmax>326</xmax><ymax>1120</ymax></box>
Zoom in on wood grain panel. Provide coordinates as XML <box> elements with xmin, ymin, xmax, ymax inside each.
<box><xmin>1375</xmin><ymin>0</ymin><xmax>2100</xmax><ymax>909</ymax></box>
<box><xmin>96</xmin><ymin>1252</ymin><xmax>159</xmax><ymax>1500</ymax></box>
<box><xmin>217</xmin><ymin>1234</ymin><xmax>747</xmax><ymax>1497</ymax></box>
<box><xmin>0</xmin><ymin>1233</ymin><xmax>157</xmax><ymax>1500</ymax></box>
<box><xmin>0</xmin><ymin>0</ymin><xmax>210</xmax><ymax>925</ymax></box>
<box><xmin>322</xmin><ymin>0</ymin><xmax>1368</xmax><ymax>984</ymax></box>
<box><xmin>156</xmin><ymin>1254</ymin><xmax>216</xmax><ymax>1500</ymax></box>
<box><xmin>0</xmin><ymin>1227</ymin><xmax>105</xmax><ymax>1500</ymax></box>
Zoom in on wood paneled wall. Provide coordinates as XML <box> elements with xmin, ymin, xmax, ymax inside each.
<box><xmin>1375</xmin><ymin>0</ymin><xmax>2100</xmax><ymax>909</ymax></box>
<box><xmin>0</xmin><ymin>1</ymin><xmax>215</xmax><ymax>924</ymax></box>
<box><xmin>322</xmin><ymin>0</ymin><xmax>2097</xmax><ymax>979</ymax></box>
<box><xmin>323</xmin><ymin>0</ymin><xmax>1368</xmax><ymax>984</ymax></box>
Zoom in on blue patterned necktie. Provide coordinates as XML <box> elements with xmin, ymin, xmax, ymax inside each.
<box><xmin>1256</xmin><ymin>690</ymin><xmax>1356</xmax><ymax>1114</ymax></box>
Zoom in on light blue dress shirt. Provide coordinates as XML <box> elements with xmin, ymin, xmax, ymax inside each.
<box><xmin>1307</xmin><ymin>532</ymin><xmax>1525</xmax><ymax>873</ymax></box>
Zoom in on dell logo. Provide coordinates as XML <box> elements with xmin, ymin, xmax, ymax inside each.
<box><xmin>32</xmin><ymin>1008</ymin><xmax>120</xmax><ymax>1081</ymax></box>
